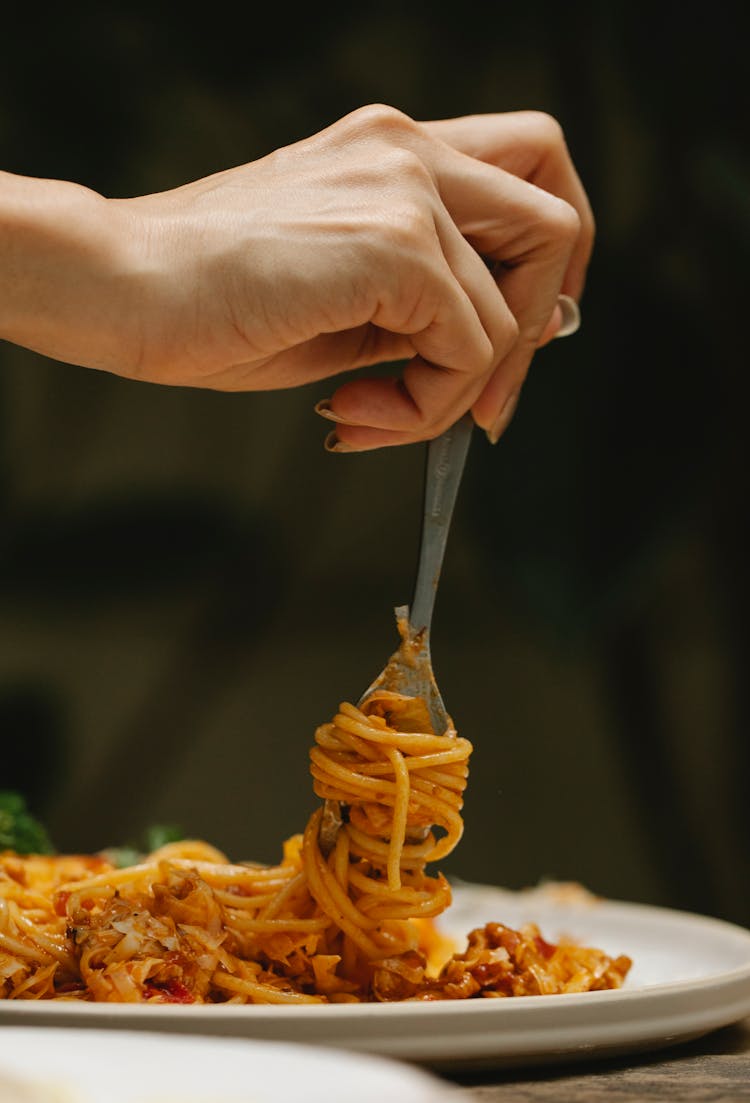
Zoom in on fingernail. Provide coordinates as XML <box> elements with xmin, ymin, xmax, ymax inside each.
<box><xmin>314</xmin><ymin>398</ymin><xmax>358</xmax><ymax>425</ymax></box>
<box><xmin>486</xmin><ymin>390</ymin><xmax>520</xmax><ymax>445</ymax></box>
<box><xmin>324</xmin><ymin>430</ymin><xmax>357</xmax><ymax>453</ymax></box>
<box><xmin>553</xmin><ymin>294</ymin><xmax>581</xmax><ymax>339</ymax></box>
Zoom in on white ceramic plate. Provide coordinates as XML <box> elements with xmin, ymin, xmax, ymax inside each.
<box><xmin>2</xmin><ymin>883</ymin><xmax>749</xmax><ymax>1070</ymax></box>
<box><xmin>0</xmin><ymin>1028</ymin><xmax>450</xmax><ymax>1103</ymax></box>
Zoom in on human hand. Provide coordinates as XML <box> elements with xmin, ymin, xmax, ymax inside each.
<box><xmin>0</xmin><ymin>106</ymin><xmax>592</xmax><ymax>449</ymax></box>
<box><xmin>422</xmin><ymin>110</ymin><xmax>593</xmax><ymax>441</ymax></box>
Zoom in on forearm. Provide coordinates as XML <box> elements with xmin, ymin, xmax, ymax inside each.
<box><xmin>0</xmin><ymin>171</ymin><xmax>136</xmax><ymax>371</ymax></box>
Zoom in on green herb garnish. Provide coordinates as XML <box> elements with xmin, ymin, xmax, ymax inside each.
<box><xmin>0</xmin><ymin>791</ymin><xmax>54</xmax><ymax>855</ymax></box>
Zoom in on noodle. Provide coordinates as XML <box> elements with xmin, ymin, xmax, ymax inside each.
<box><xmin>0</xmin><ymin>691</ymin><xmax>630</xmax><ymax>1003</ymax></box>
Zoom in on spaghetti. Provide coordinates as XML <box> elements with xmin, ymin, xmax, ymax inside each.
<box><xmin>0</xmin><ymin>692</ymin><xmax>630</xmax><ymax>1003</ymax></box>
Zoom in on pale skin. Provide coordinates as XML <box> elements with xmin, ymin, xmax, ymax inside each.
<box><xmin>0</xmin><ymin>105</ymin><xmax>593</xmax><ymax>450</ymax></box>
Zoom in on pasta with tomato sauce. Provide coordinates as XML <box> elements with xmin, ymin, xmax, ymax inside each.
<box><xmin>0</xmin><ymin>689</ymin><xmax>630</xmax><ymax>1004</ymax></box>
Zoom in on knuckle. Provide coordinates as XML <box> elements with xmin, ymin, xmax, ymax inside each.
<box><xmin>414</xmin><ymin>414</ymin><xmax>452</xmax><ymax>443</ymax></box>
<box><xmin>402</xmin><ymin>393</ymin><xmax>449</xmax><ymax>440</ymax></box>
<box><xmin>384</xmin><ymin>146</ymin><xmax>432</xmax><ymax>186</ymax></box>
<box><xmin>475</xmin><ymin>331</ymin><xmax>498</xmax><ymax>374</ymax></box>
<box><xmin>487</xmin><ymin>310</ymin><xmax>519</xmax><ymax>362</ymax></box>
<box><xmin>519</xmin><ymin>110</ymin><xmax>566</xmax><ymax>151</ymax></box>
<box><xmin>383</xmin><ymin>199</ymin><xmax>433</xmax><ymax>249</ymax></box>
<box><xmin>543</xmin><ymin>194</ymin><xmax>582</xmax><ymax>244</ymax></box>
<box><xmin>345</xmin><ymin>103</ymin><xmax>417</xmax><ymax>141</ymax></box>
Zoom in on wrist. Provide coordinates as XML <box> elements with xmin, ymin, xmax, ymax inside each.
<box><xmin>0</xmin><ymin>170</ymin><xmax>138</xmax><ymax>372</ymax></box>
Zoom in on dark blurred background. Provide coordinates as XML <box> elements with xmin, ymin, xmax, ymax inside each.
<box><xmin>1</xmin><ymin>2</ymin><xmax>748</xmax><ymax>925</ymax></box>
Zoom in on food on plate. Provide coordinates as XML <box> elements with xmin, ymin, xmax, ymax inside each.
<box><xmin>0</xmin><ymin>689</ymin><xmax>631</xmax><ymax>1003</ymax></box>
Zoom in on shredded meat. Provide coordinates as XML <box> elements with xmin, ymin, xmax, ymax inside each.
<box><xmin>413</xmin><ymin>922</ymin><xmax>632</xmax><ymax>1000</ymax></box>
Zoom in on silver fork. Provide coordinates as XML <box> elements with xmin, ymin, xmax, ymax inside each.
<box><xmin>319</xmin><ymin>413</ymin><xmax>474</xmax><ymax>850</ymax></box>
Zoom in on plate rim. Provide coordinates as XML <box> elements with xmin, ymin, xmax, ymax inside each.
<box><xmin>2</xmin><ymin>884</ymin><xmax>749</xmax><ymax>1068</ymax></box>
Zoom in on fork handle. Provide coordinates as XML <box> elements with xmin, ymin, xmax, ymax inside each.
<box><xmin>410</xmin><ymin>413</ymin><xmax>474</xmax><ymax>635</ymax></box>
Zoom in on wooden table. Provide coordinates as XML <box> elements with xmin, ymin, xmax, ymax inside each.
<box><xmin>442</xmin><ymin>1018</ymin><xmax>750</xmax><ymax>1100</ymax></box>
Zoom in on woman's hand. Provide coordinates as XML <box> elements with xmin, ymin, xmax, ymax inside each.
<box><xmin>0</xmin><ymin>105</ymin><xmax>592</xmax><ymax>449</ymax></box>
